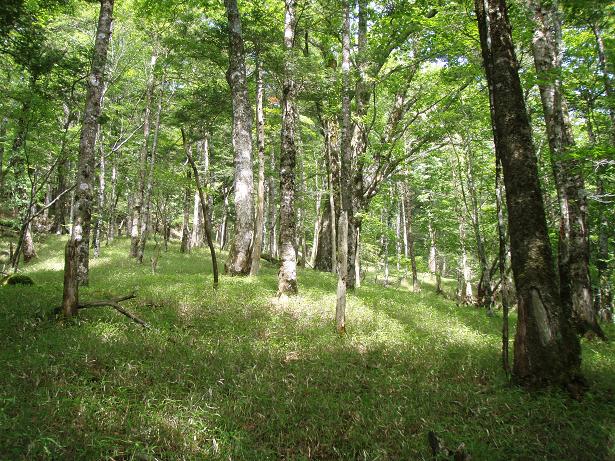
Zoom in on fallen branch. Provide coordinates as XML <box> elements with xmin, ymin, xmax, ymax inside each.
<box><xmin>56</xmin><ymin>293</ymin><xmax>149</xmax><ymax>328</ymax></box>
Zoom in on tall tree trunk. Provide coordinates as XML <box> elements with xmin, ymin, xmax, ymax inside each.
<box><xmin>467</xmin><ymin>150</ymin><xmax>494</xmax><ymax>311</ymax></box>
<box><xmin>530</xmin><ymin>0</ymin><xmax>602</xmax><ymax>338</ymax></box>
<box><xmin>278</xmin><ymin>0</ymin><xmax>298</xmax><ymax>297</ymax></box>
<box><xmin>93</xmin><ymin>127</ymin><xmax>105</xmax><ymax>258</ymax></box>
<box><xmin>183</xmin><ymin>129</ymin><xmax>219</xmax><ymax>288</ymax></box>
<box><xmin>0</xmin><ymin>117</ymin><xmax>6</xmax><ymax>197</ymax></box>
<box><xmin>475</xmin><ymin>0</ymin><xmax>581</xmax><ymax>386</ymax></box>
<box><xmin>224</xmin><ymin>0</ymin><xmax>254</xmax><ymax>275</ymax></box>
<box><xmin>313</xmin><ymin>119</ymin><xmax>338</xmax><ymax>273</ymax></box>
<box><xmin>266</xmin><ymin>154</ymin><xmax>277</xmax><ymax>257</ymax></box>
<box><xmin>62</xmin><ymin>0</ymin><xmax>114</xmax><ymax>315</ymax></box>
<box><xmin>310</xmin><ymin>171</ymin><xmax>322</xmax><ymax>267</ymax></box>
<box><xmin>181</xmin><ymin>167</ymin><xmax>192</xmax><ymax>253</ymax></box>
<box><xmin>401</xmin><ymin>180</ymin><xmax>420</xmax><ymax>292</ymax></box>
<box><xmin>591</xmin><ymin>21</ymin><xmax>615</xmax><ymax>141</ymax></box>
<box><xmin>250</xmin><ymin>57</ymin><xmax>266</xmax><ymax>275</ymax></box>
<box><xmin>336</xmin><ymin>0</ymin><xmax>352</xmax><ymax>333</ymax></box>
<box><xmin>496</xmin><ymin>154</ymin><xmax>511</xmax><ymax>374</ymax></box>
<box><xmin>131</xmin><ymin>50</ymin><xmax>157</xmax><ymax>258</ymax></box>
<box><xmin>427</xmin><ymin>213</ymin><xmax>437</xmax><ymax>274</ymax></box>
<box><xmin>137</xmin><ymin>73</ymin><xmax>163</xmax><ymax>264</ymax></box>
<box><xmin>457</xmin><ymin>214</ymin><xmax>474</xmax><ymax>304</ymax></box>
<box><xmin>191</xmin><ymin>191</ymin><xmax>202</xmax><ymax>247</ymax></box>
<box><xmin>382</xmin><ymin>206</ymin><xmax>390</xmax><ymax>286</ymax></box>
<box><xmin>106</xmin><ymin>152</ymin><xmax>118</xmax><ymax>243</ymax></box>
<box><xmin>596</xmin><ymin>166</ymin><xmax>612</xmax><ymax>320</ymax></box>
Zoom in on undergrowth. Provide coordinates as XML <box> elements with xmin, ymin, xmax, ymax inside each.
<box><xmin>0</xmin><ymin>236</ymin><xmax>613</xmax><ymax>460</ymax></box>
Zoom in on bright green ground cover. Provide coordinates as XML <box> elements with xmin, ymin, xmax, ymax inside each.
<box><xmin>0</xmin><ymin>236</ymin><xmax>614</xmax><ymax>460</ymax></box>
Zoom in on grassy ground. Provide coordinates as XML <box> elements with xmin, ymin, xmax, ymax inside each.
<box><xmin>0</xmin><ymin>235</ymin><xmax>614</xmax><ymax>460</ymax></box>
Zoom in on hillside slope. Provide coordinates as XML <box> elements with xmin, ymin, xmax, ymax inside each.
<box><xmin>1</xmin><ymin>236</ymin><xmax>614</xmax><ymax>460</ymax></box>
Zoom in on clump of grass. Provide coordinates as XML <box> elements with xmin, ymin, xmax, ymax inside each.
<box><xmin>0</xmin><ymin>235</ymin><xmax>613</xmax><ymax>460</ymax></box>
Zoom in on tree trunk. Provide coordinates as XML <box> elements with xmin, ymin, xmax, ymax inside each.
<box><xmin>475</xmin><ymin>0</ymin><xmax>581</xmax><ymax>386</ymax></box>
<box><xmin>93</xmin><ymin>128</ymin><xmax>106</xmax><ymax>258</ymax></box>
<box><xmin>530</xmin><ymin>0</ymin><xmax>602</xmax><ymax>338</ymax></box>
<box><xmin>401</xmin><ymin>180</ymin><xmax>420</xmax><ymax>292</ymax></box>
<box><xmin>313</xmin><ymin>119</ymin><xmax>339</xmax><ymax>273</ymax></box>
<box><xmin>457</xmin><ymin>209</ymin><xmax>474</xmax><ymax>304</ymax></box>
<box><xmin>336</xmin><ymin>0</ymin><xmax>352</xmax><ymax>334</ymax></box>
<box><xmin>181</xmin><ymin>167</ymin><xmax>192</xmax><ymax>253</ymax></box>
<box><xmin>106</xmin><ymin>153</ymin><xmax>118</xmax><ymax>243</ymax></box>
<box><xmin>183</xmin><ymin>129</ymin><xmax>219</xmax><ymax>288</ymax></box>
<box><xmin>131</xmin><ymin>50</ymin><xmax>157</xmax><ymax>258</ymax></box>
<box><xmin>496</xmin><ymin>154</ymin><xmax>511</xmax><ymax>374</ymax></box>
<box><xmin>63</xmin><ymin>0</ymin><xmax>114</xmax><ymax>313</ymax></box>
<box><xmin>137</xmin><ymin>72</ymin><xmax>163</xmax><ymax>264</ymax></box>
<box><xmin>591</xmin><ymin>21</ymin><xmax>615</xmax><ymax>142</ymax></box>
<box><xmin>278</xmin><ymin>0</ymin><xmax>298</xmax><ymax>297</ymax></box>
<box><xmin>224</xmin><ymin>0</ymin><xmax>254</xmax><ymax>275</ymax></box>
<box><xmin>22</xmin><ymin>222</ymin><xmax>36</xmax><ymax>262</ymax></box>
<box><xmin>250</xmin><ymin>57</ymin><xmax>267</xmax><ymax>275</ymax></box>
<box><xmin>0</xmin><ymin>117</ymin><xmax>6</xmax><ymax>197</ymax></box>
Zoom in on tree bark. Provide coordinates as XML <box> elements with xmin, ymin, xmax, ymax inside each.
<box><xmin>496</xmin><ymin>154</ymin><xmax>511</xmax><ymax>374</ymax></box>
<box><xmin>475</xmin><ymin>0</ymin><xmax>581</xmax><ymax>386</ymax></box>
<box><xmin>183</xmin><ymin>129</ymin><xmax>219</xmax><ymax>288</ymax></box>
<box><xmin>131</xmin><ymin>50</ymin><xmax>157</xmax><ymax>258</ymax></box>
<box><xmin>591</xmin><ymin>21</ymin><xmax>615</xmax><ymax>142</ymax></box>
<box><xmin>224</xmin><ymin>0</ymin><xmax>254</xmax><ymax>275</ymax></box>
<box><xmin>63</xmin><ymin>0</ymin><xmax>114</xmax><ymax>314</ymax></box>
<box><xmin>181</xmin><ymin>166</ymin><xmax>192</xmax><ymax>253</ymax></box>
<box><xmin>278</xmin><ymin>0</ymin><xmax>298</xmax><ymax>297</ymax></box>
<box><xmin>250</xmin><ymin>57</ymin><xmax>266</xmax><ymax>276</ymax></box>
<box><xmin>137</xmin><ymin>71</ymin><xmax>163</xmax><ymax>264</ymax></box>
<box><xmin>401</xmin><ymin>179</ymin><xmax>420</xmax><ymax>292</ymax></box>
<box><xmin>336</xmin><ymin>0</ymin><xmax>352</xmax><ymax>333</ymax></box>
<box><xmin>530</xmin><ymin>0</ymin><xmax>602</xmax><ymax>338</ymax></box>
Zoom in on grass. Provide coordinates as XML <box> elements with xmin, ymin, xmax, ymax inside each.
<box><xmin>0</xmin><ymin>235</ymin><xmax>614</xmax><ymax>460</ymax></box>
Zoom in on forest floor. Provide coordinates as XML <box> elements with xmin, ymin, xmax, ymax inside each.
<box><xmin>0</xmin><ymin>235</ymin><xmax>614</xmax><ymax>460</ymax></box>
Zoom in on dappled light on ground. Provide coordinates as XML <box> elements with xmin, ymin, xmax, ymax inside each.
<box><xmin>1</xmin><ymin>236</ymin><xmax>614</xmax><ymax>460</ymax></box>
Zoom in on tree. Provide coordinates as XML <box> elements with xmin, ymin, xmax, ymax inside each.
<box><xmin>529</xmin><ymin>0</ymin><xmax>603</xmax><ymax>338</ymax></box>
<box><xmin>223</xmin><ymin>0</ymin><xmax>254</xmax><ymax>276</ymax></box>
<box><xmin>277</xmin><ymin>0</ymin><xmax>298</xmax><ymax>297</ymax></box>
<box><xmin>62</xmin><ymin>0</ymin><xmax>114</xmax><ymax>315</ymax></box>
<box><xmin>475</xmin><ymin>0</ymin><xmax>582</xmax><ymax>386</ymax></box>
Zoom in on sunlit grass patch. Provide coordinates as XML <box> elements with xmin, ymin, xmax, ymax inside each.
<box><xmin>1</xmin><ymin>235</ymin><xmax>614</xmax><ymax>460</ymax></box>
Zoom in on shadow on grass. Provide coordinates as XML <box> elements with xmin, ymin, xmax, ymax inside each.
<box><xmin>1</xmin><ymin>236</ymin><xmax>614</xmax><ymax>460</ymax></box>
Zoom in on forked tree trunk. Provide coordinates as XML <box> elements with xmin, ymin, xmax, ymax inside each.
<box><xmin>278</xmin><ymin>0</ymin><xmax>298</xmax><ymax>297</ymax></box>
<box><xmin>529</xmin><ymin>0</ymin><xmax>602</xmax><ymax>338</ymax></box>
<box><xmin>475</xmin><ymin>0</ymin><xmax>581</xmax><ymax>386</ymax></box>
<box><xmin>63</xmin><ymin>0</ymin><xmax>114</xmax><ymax>315</ymax></box>
<box><xmin>224</xmin><ymin>0</ymin><xmax>254</xmax><ymax>275</ymax></box>
<box><xmin>250</xmin><ymin>57</ymin><xmax>266</xmax><ymax>275</ymax></box>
